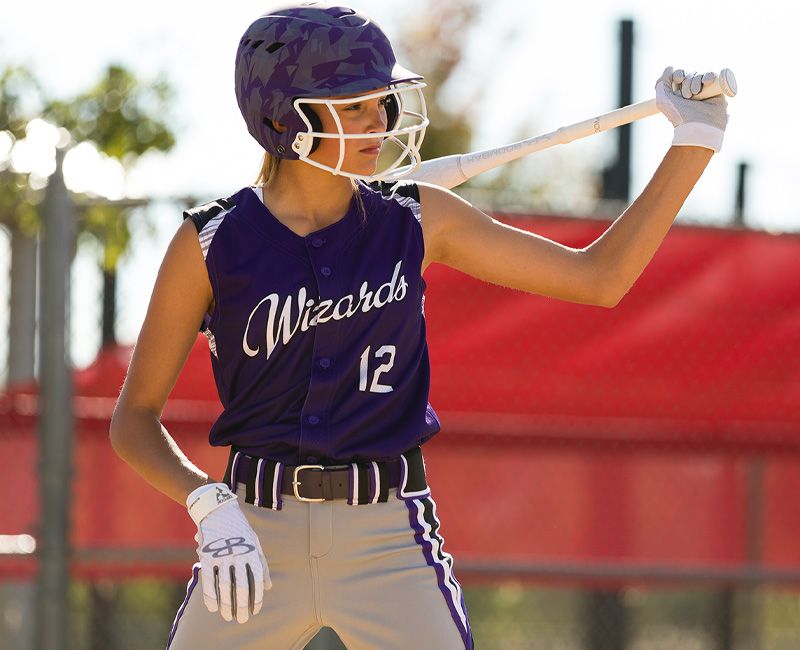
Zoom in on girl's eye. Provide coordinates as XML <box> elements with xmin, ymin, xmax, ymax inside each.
<box><xmin>345</xmin><ymin>103</ymin><xmax>362</xmax><ymax>111</ymax></box>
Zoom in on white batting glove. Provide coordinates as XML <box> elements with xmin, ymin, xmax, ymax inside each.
<box><xmin>655</xmin><ymin>67</ymin><xmax>728</xmax><ymax>153</ymax></box>
<box><xmin>186</xmin><ymin>483</ymin><xmax>272</xmax><ymax>624</ymax></box>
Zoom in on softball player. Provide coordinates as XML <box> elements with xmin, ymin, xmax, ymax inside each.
<box><xmin>109</xmin><ymin>3</ymin><xmax>728</xmax><ymax>649</ymax></box>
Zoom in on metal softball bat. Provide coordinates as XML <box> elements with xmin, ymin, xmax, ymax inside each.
<box><xmin>388</xmin><ymin>68</ymin><xmax>737</xmax><ymax>190</ymax></box>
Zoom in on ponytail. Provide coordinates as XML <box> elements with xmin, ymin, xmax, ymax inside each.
<box><xmin>255</xmin><ymin>152</ymin><xmax>281</xmax><ymax>186</ymax></box>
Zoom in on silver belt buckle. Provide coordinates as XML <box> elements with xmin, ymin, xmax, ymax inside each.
<box><xmin>292</xmin><ymin>465</ymin><xmax>325</xmax><ymax>502</ymax></box>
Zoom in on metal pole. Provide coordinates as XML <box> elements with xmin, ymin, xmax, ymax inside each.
<box><xmin>733</xmin><ymin>162</ymin><xmax>748</xmax><ymax>228</ymax></box>
<box><xmin>741</xmin><ymin>458</ymin><xmax>765</xmax><ymax>650</ymax></box>
<box><xmin>8</xmin><ymin>222</ymin><xmax>38</xmax><ymax>384</ymax></box>
<box><xmin>714</xmin><ymin>587</ymin><xmax>734</xmax><ymax>650</ymax></box>
<box><xmin>101</xmin><ymin>269</ymin><xmax>117</xmax><ymax>347</ymax></box>
<box><xmin>35</xmin><ymin>148</ymin><xmax>75</xmax><ymax>650</ymax></box>
<box><xmin>601</xmin><ymin>19</ymin><xmax>634</xmax><ymax>203</ymax></box>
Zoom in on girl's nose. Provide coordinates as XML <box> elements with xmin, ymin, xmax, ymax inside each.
<box><xmin>367</xmin><ymin>102</ymin><xmax>388</xmax><ymax>132</ymax></box>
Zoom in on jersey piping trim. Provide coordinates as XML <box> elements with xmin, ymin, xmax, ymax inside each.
<box><xmin>198</xmin><ymin>207</ymin><xmax>233</xmax><ymax>261</ymax></box>
<box><xmin>203</xmin><ymin>328</ymin><xmax>218</xmax><ymax>359</ymax></box>
<box><xmin>391</xmin><ymin>192</ymin><xmax>422</xmax><ymax>224</ymax></box>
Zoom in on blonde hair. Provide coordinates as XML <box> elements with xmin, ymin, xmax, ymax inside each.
<box><xmin>255</xmin><ymin>151</ymin><xmax>366</xmax><ymax>219</ymax></box>
<box><xmin>255</xmin><ymin>152</ymin><xmax>281</xmax><ymax>186</ymax></box>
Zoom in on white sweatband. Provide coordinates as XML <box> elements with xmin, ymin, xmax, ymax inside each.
<box><xmin>672</xmin><ymin>122</ymin><xmax>724</xmax><ymax>153</ymax></box>
<box><xmin>186</xmin><ymin>482</ymin><xmax>237</xmax><ymax>526</ymax></box>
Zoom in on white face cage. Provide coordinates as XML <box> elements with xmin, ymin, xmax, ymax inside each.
<box><xmin>291</xmin><ymin>82</ymin><xmax>428</xmax><ymax>182</ymax></box>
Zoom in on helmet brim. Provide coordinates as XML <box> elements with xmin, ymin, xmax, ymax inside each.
<box><xmin>389</xmin><ymin>63</ymin><xmax>424</xmax><ymax>85</ymax></box>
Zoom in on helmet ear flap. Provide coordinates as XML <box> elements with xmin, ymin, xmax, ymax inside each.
<box><xmin>298</xmin><ymin>104</ymin><xmax>324</xmax><ymax>154</ymax></box>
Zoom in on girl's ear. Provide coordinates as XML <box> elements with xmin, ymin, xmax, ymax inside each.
<box><xmin>265</xmin><ymin>119</ymin><xmax>287</xmax><ymax>134</ymax></box>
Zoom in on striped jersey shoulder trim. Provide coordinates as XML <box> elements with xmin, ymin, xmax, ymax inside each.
<box><xmin>183</xmin><ymin>195</ymin><xmax>236</xmax><ymax>233</ymax></box>
<box><xmin>183</xmin><ymin>195</ymin><xmax>237</xmax><ymax>261</ymax></box>
<box><xmin>369</xmin><ymin>180</ymin><xmax>422</xmax><ymax>224</ymax></box>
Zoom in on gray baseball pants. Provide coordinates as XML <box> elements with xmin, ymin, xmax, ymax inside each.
<box><xmin>167</xmin><ymin>486</ymin><xmax>472</xmax><ymax>649</ymax></box>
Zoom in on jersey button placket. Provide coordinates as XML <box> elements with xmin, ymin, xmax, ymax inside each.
<box><xmin>303</xmin><ymin>234</ymin><xmax>335</xmax><ymax>461</ymax></box>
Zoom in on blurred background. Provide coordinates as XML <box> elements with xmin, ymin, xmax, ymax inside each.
<box><xmin>1</xmin><ymin>0</ymin><xmax>799</xmax><ymax>648</ymax></box>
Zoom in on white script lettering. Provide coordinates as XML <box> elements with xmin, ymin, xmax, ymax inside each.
<box><xmin>242</xmin><ymin>260</ymin><xmax>410</xmax><ymax>359</ymax></box>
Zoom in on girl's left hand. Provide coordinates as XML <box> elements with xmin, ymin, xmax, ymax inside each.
<box><xmin>656</xmin><ymin>67</ymin><xmax>729</xmax><ymax>153</ymax></box>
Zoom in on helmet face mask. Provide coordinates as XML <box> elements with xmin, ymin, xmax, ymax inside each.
<box><xmin>291</xmin><ymin>83</ymin><xmax>428</xmax><ymax>181</ymax></box>
<box><xmin>235</xmin><ymin>2</ymin><xmax>429</xmax><ymax>182</ymax></box>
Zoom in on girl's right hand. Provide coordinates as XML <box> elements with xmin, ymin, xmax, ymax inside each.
<box><xmin>187</xmin><ymin>483</ymin><xmax>272</xmax><ymax>624</ymax></box>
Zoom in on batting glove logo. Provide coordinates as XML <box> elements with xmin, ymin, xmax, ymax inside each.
<box><xmin>215</xmin><ymin>486</ymin><xmax>235</xmax><ymax>505</ymax></box>
<box><xmin>202</xmin><ymin>537</ymin><xmax>256</xmax><ymax>558</ymax></box>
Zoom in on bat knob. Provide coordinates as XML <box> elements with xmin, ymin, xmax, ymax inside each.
<box><xmin>692</xmin><ymin>68</ymin><xmax>738</xmax><ymax>100</ymax></box>
<box><xmin>718</xmin><ymin>68</ymin><xmax>737</xmax><ymax>97</ymax></box>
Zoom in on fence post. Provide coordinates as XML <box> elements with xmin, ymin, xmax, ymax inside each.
<box><xmin>34</xmin><ymin>148</ymin><xmax>75</xmax><ymax>650</ymax></box>
<box><xmin>741</xmin><ymin>458</ymin><xmax>765</xmax><ymax>650</ymax></box>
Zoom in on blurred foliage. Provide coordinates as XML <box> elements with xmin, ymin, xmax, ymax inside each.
<box><xmin>44</xmin><ymin>64</ymin><xmax>176</xmax><ymax>269</ymax></box>
<box><xmin>80</xmin><ymin>203</ymin><xmax>135</xmax><ymax>272</ymax></box>
<box><xmin>0</xmin><ymin>65</ymin><xmax>46</xmax><ymax>235</ymax></box>
<box><xmin>395</xmin><ymin>0</ymin><xmax>478</xmax><ymax>162</ymax></box>
<box><xmin>45</xmin><ymin>64</ymin><xmax>175</xmax><ymax>166</ymax></box>
<box><xmin>0</xmin><ymin>63</ymin><xmax>176</xmax><ymax>269</ymax></box>
<box><xmin>391</xmin><ymin>2</ymin><xmax>593</xmax><ymax>212</ymax></box>
<box><xmin>0</xmin><ymin>65</ymin><xmax>45</xmax><ymax>140</ymax></box>
<box><xmin>45</xmin><ymin>579</ymin><xmax>800</xmax><ymax>650</ymax></box>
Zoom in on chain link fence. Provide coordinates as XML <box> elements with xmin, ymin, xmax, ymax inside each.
<box><xmin>2</xmin><ymin>199</ymin><xmax>799</xmax><ymax>649</ymax></box>
<box><xmin>3</xmin><ymin>575</ymin><xmax>800</xmax><ymax>648</ymax></box>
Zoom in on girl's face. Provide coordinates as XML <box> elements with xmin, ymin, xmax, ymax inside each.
<box><xmin>307</xmin><ymin>91</ymin><xmax>390</xmax><ymax>176</ymax></box>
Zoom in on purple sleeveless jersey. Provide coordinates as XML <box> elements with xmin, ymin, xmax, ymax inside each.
<box><xmin>183</xmin><ymin>181</ymin><xmax>440</xmax><ymax>465</ymax></box>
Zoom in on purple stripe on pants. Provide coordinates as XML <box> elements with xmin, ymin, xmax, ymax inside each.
<box><xmin>405</xmin><ymin>497</ymin><xmax>473</xmax><ymax>649</ymax></box>
<box><xmin>166</xmin><ymin>562</ymin><xmax>200</xmax><ymax>649</ymax></box>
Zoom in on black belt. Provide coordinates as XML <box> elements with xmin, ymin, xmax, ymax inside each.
<box><xmin>223</xmin><ymin>446</ymin><xmax>428</xmax><ymax>510</ymax></box>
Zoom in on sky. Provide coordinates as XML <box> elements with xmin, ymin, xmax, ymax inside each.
<box><xmin>0</xmin><ymin>0</ymin><xmax>797</xmax><ymax>376</ymax></box>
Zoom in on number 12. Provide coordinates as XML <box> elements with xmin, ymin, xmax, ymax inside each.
<box><xmin>359</xmin><ymin>345</ymin><xmax>396</xmax><ymax>393</ymax></box>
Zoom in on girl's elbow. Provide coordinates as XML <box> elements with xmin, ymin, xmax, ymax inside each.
<box><xmin>109</xmin><ymin>410</ymin><xmax>126</xmax><ymax>456</ymax></box>
<box><xmin>109</xmin><ymin>404</ymin><xmax>136</xmax><ymax>457</ymax></box>
<box><xmin>594</xmin><ymin>272</ymin><xmax>627</xmax><ymax>308</ymax></box>
<box><xmin>596</xmin><ymin>282</ymin><xmax>625</xmax><ymax>308</ymax></box>
<box><xmin>597</xmin><ymin>293</ymin><xmax>623</xmax><ymax>309</ymax></box>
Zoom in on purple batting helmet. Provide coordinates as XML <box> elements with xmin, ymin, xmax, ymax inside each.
<box><xmin>235</xmin><ymin>2</ymin><xmax>428</xmax><ymax>180</ymax></box>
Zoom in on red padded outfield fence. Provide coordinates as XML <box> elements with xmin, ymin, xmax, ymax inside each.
<box><xmin>1</xmin><ymin>214</ymin><xmax>799</xmax><ymax>587</ymax></box>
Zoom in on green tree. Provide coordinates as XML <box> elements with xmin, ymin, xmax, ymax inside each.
<box><xmin>0</xmin><ymin>62</ymin><xmax>177</xmax><ymax>387</ymax></box>
<box><xmin>394</xmin><ymin>0</ymin><xmax>479</xmax><ymax>162</ymax></box>
<box><xmin>0</xmin><ymin>65</ymin><xmax>48</xmax><ymax>385</ymax></box>
<box><xmin>46</xmin><ymin>64</ymin><xmax>176</xmax><ymax>348</ymax></box>
<box><xmin>0</xmin><ymin>65</ymin><xmax>46</xmax><ymax>234</ymax></box>
<box><xmin>45</xmin><ymin>64</ymin><xmax>176</xmax><ymax>273</ymax></box>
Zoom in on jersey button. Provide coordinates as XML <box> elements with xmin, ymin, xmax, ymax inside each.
<box><xmin>307</xmin><ymin>415</ymin><xmax>320</xmax><ymax>425</ymax></box>
<box><xmin>319</xmin><ymin>358</ymin><xmax>331</xmax><ymax>369</ymax></box>
<box><xmin>311</xmin><ymin>238</ymin><xmax>324</xmax><ymax>248</ymax></box>
<box><xmin>320</xmin><ymin>266</ymin><xmax>332</xmax><ymax>277</ymax></box>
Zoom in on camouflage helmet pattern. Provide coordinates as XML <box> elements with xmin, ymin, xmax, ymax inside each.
<box><xmin>235</xmin><ymin>2</ymin><xmax>424</xmax><ymax>160</ymax></box>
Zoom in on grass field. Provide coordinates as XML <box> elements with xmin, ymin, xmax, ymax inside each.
<box><xmin>3</xmin><ymin>579</ymin><xmax>799</xmax><ymax>648</ymax></box>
